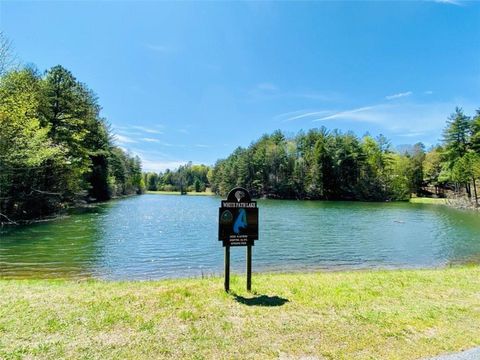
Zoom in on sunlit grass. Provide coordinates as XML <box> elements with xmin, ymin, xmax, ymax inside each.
<box><xmin>409</xmin><ymin>197</ymin><xmax>447</xmax><ymax>205</ymax></box>
<box><xmin>1</xmin><ymin>267</ymin><xmax>479</xmax><ymax>359</ymax></box>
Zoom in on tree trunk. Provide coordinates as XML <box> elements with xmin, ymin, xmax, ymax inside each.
<box><xmin>466</xmin><ymin>183</ymin><xmax>471</xmax><ymax>198</ymax></box>
<box><xmin>473</xmin><ymin>177</ymin><xmax>478</xmax><ymax>207</ymax></box>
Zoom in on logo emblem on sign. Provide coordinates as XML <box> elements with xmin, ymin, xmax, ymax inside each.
<box><xmin>235</xmin><ymin>190</ymin><xmax>245</xmax><ymax>202</ymax></box>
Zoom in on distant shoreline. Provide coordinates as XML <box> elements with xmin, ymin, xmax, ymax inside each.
<box><xmin>146</xmin><ymin>190</ymin><xmax>215</xmax><ymax>196</ymax></box>
<box><xmin>146</xmin><ymin>191</ymin><xmax>480</xmax><ymax>211</ymax></box>
<box><xmin>410</xmin><ymin>196</ymin><xmax>479</xmax><ymax>211</ymax></box>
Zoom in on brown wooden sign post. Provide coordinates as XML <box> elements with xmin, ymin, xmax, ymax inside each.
<box><xmin>219</xmin><ymin>187</ymin><xmax>258</xmax><ymax>292</ymax></box>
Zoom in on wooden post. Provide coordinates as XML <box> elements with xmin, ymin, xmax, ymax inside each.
<box><xmin>224</xmin><ymin>244</ymin><xmax>230</xmax><ymax>292</ymax></box>
<box><xmin>246</xmin><ymin>244</ymin><xmax>252</xmax><ymax>292</ymax></box>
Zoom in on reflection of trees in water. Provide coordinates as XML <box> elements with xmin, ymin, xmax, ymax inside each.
<box><xmin>0</xmin><ymin>204</ymin><xmax>111</xmax><ymax>279</ymax></box>
<box><xmin>2</xmin><ymin>197</ymin><xmax>480</xmax><ymax>279</ymax></box>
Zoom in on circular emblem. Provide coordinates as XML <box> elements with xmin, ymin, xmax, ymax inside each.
<box><xmin>220</xmin><ymin>210</ymin><xmax>233</xmax><ymax>224</ymax></box>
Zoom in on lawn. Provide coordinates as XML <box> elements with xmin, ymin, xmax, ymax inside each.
<box><xmin>409</xmin><ymin>197</ymin><xmax>447</xmax><ymax>205</ymax></box>
<box><xmin>1</xmin><ymin>267</ymin><xmax>479</xmax><ymax>359</ymax></box>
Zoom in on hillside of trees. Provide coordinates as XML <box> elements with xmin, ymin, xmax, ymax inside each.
<box><xmin>208</xmin><ymin>108</ymin><xmax>480</xmax><ymax>204</ymax></box>
<box><xmin>0</xmin><ymin>63</ymin><xmax>145</xmax><ymax>224</ymax></box>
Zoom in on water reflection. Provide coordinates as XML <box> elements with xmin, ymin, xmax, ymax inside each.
<box><xmin>1</xmin><ymin>195</ymin><xmax>479</xmax><ymax>279</ymax></box>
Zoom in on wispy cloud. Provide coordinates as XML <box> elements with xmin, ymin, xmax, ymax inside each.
<box><xmin>385</xmin><ymin>91</ymin><xmax>412</xmax><ymax>100</ymax></box>
<box><xmin>195</xmin><ymin>144</ymin><xmax>211</xmax><ymax>148</ymax></box>
<box><xmin>424</xmin><ymin>90</ymin><xmax>433</xmax><ymax>95</ymax></box>
<box><xmin>397</xmin><ymin>131</ymin><xmax>427</xmax><ymax>138</ymax></box>
<box><xmin>277</xmin><ymin>100</ymin><xmax>476</xmax><ymax>144</ymax></box>
<box><xmin>131</xmin><ymin>125</ymin><xmax>163</xmax><ymax>134</ymax></box>
<box><xmin>127</xmin><ymin>148</ymin><xmax>188</xmax><ymax>172</ymax></box>
<box><xmin>314</xmin><ymin>106</ymin><xmax>380</xmax><ymax>123</ymax></box>
<box><xmin>142</xmin><ymin>159</ymin><xmax>188</xmax><ymax>172</ymax></box>
<box><xmin>276</xmin><ymin>110</ymin><xmax>334</xmax><ymax>122</ymax></box>
<box><xmin>142</xmin><ymin>138</ymin><xmax>160</xmax><ymax>143</ymax></box>
<box><xmin>432</xmin><ymin>0</ymin><xmax>463</xmax><ymax>6</ymax></box>
<box><xmin>114</xmin><ymin>134</ymin><xmax>137</xmax><ymax>144</ymax></box>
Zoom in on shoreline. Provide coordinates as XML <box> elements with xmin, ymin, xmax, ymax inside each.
<box><xmin>2</xmin><ymin>262</ymin><xmax>478</xmax><ymax>282</ymax></box>
<box><xmin>410</xmin><ymin>197</ymin><xmax>480</xmax><ymax>211</ymax></box>
<box><xmin>0</xmin><ymin>193</ymin><xmax>141</xmax><ymax>227</ymax></box>
<box><xmin>1</xmin><ymin>266</ymin><xmax>479</xmax><ymax>359</ymax></box>
<box><xmin>146</xmin><ymin>190</ymin><xmax>215</xmax><ymax>196</ymax></box>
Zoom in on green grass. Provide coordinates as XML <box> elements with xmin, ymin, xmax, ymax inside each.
<box><xmin>1</xmin><ymin>267</ymin><xmax>479</xmax><ymax>359</ymax></box>
<box><xmin>147</xmin><ymin>190</ymin><xmax>215</xmax><ymax>196</ymax></box>
<box><xmin>409</xmin><ymin>197</ymin><xmax>447</xmax><ymax>205</ymax></box>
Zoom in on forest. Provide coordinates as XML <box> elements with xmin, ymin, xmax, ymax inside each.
<box><xmin>2</xmin><ymin>32</ymin><xmax>479</xmax><ymax>224</ymax></box>
<box><xmin>0</xmin><ymin>61</ymin><xmax>145</xmax><ymax>223</ymax></box>
<box><xmin>208</xmin><ymin>108</ymin><xmax>480</xmax><ymax>203</ymax></box>
<box><xmin>143</xmin><ymin>107</ymin><xmax>480</xmax><ymax>205</ymax></box>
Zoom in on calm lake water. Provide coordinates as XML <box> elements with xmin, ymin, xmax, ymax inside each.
<box><xmin>1</xmin><ymin>194</ymin><xmax>480</xmax><ymax>280</ymax></box>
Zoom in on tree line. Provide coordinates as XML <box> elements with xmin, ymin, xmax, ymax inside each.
<box><xmin>143</xmin><ymin>162</ymin><xmax>210</xmax><ymax>193</ymax></box>
<box><xmin>208</xmin><ymin>107</ymin><xmax>480</xmax><ymax>204</ymax></box>
<box><xmin>0</xmin><ymin>64</ymin><xmax>145</xmax><ymax>223</ymax></box>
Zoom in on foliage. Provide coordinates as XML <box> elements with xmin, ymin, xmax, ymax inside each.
<box><xmin>208</xmin><ymin>108</ymin><xmax>479</xmax><ymax>205</ymax></box>
<box><xmin>143</xmin><ymin>162</ymin><xmax>210</xmax><ymax>193</ymax></box>
<box><xmin>439</xmin><ymin>107</ymin><xmax>480</xmax><ymax>203</ymax></box>
<box><xmin>0</xmin><ymin>65</ymin><xmax>144</xmax><ymax>223</ymax></box>
<box><xmin>209</xmin><ymin>128</ymin><xmax>421</xmax><ymax>201</ymax></box>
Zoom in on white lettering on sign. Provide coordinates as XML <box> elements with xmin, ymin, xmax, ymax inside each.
<box><xmin>221</xmin><ymin>202</ymin><xmax>256</xmax><ymax>208</ymax></box>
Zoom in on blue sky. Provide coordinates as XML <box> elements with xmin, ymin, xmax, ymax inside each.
<box><xmin>1</xmin><ymin>1</ymin><xmax>479</xmax><ymax>171</ymax></box>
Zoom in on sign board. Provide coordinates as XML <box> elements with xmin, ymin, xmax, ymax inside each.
<box><xmin>218</xmin><ymin>187</ymin><xmax>258</xmax><ymax>247</ymax></box>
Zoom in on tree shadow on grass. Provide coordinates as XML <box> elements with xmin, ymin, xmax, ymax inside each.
<box><xmin>233</xmin><ymin>294</ymin><xmax>289</xmax><ymax>307</ymax></box>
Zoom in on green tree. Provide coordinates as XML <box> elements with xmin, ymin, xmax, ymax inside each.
<box><xmin>0</xmin><ymin>69</ymin><xmax>63</xmax><ymax>221</ymax></box>
<box><xmin>471</xmin><ymin>109</ymin><xmax>480</xmax><ymax>154</ymax></box>
<box><xmin>443</xmin><ymin>107</ymin><xmax>471</xmax><ymax>163</ymax></box>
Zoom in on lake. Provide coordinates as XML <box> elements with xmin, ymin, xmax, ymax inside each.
<box><xmin>1</xmin><ymin>194</ymin><xmax>480</xmax><ymax>280</ymax></box>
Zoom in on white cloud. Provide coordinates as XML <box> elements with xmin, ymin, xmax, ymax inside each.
<box><xmin>314</xmin><ymin>106</ymin><xmax>380</xmax><ymax>123</ymax></box>
<box><xmin>114</xmin><ymin>134</ymin><xmax>137</xmax><ymax>144</ymax></box>
<box><xmin>132</xmin><ymin>126</ymin><xmax>163</xmax><ymax>134</ymax></box>
<box><xmin>141</xmin><ymin>159</ymin><xmax>189</xmax><ymax>172</ymax></box>
<box><xmin>195</xmin><ymin>144</ymin><xmax>211</xmax><ymax>148</ymax></box>
<box><xmin>432</xmin><ymin>0</ymin><xmax>463</xmax><ymax>6</ymax></box>
<box><xmin>397</xmin><ymin>131</ymin><xmax>427</xmax><ymax>138</ymax></box>
<box><xmin>277</xmin><ymin>110</ymin><xmax>334</xmax><ymax>122</ymax></box>
<box><xmin>385</xmin><ymin>91</ymin><xmax>413</xmax><ymax>100</ymax></box>
<box><xmin>424</xmin><ymin>90</ymin><xmax>433</xmax><ymax>95</ymax></box>
<box><xmin>142</xmin><ymin>138</ymin><xmax>160</xmax><ymax>143</ymax></box>
<box><xmin>310</xmin><ymin>101</ymin><xmax>476</xmax><ymax>141</ymax></box>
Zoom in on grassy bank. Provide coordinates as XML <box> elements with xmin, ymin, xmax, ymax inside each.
<box><xmin>409</xmin><ymin>197</ymin><xmax>447</xmax><ymax>205</ymax></box>
<box><xmin>147</xmin><ymin>190</ymin><xmax>214</xmax><ymax>196</ymax></box>
<box><xmin>1</xmin><ymin>267</ymin><xmax>479</xmax><ymax>359</ymax></box>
